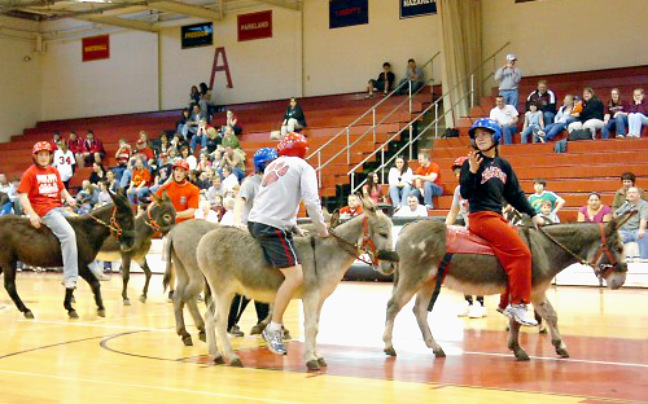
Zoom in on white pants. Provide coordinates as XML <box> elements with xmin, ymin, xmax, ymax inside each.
<box><xmin>627</xmin><ymin>113</ymin><xmax>648</xmax><ymax>136</ymax></box>
<box><xmin>568</xmin><ymin>119</ymin><xmax>604</xmax><ymax>139</ymax></box>
<box><xmin>281</xmin><ymin>118</ymin><xmax>303</xmax><ymax>136</ymax></box>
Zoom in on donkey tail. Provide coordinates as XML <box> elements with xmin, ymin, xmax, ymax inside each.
<box><xmin>162</xmin><ymin>236</ymin><xmax>174</xmax><ymax>292</ymax></box>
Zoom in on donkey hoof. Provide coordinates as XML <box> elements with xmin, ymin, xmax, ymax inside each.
<box><xmin>230</xmin><ymin>358</ymin><xmax>243</xmax><ymax>368</ymax></box>
<box><xmin>97</xmin><ymin>308</ymin><xmax>106</xmax><ymax>317</ymax></box>
<box><xmin>539</xmin><ymin>325</ymin><xmax>548</xmax><ymax>334</ymax></box>
<box><xmin>384</xmin><ymin>347</ymin><xmax>397</xmax><ymax>357</ymax></box>
<box><xmin>68</xmin><ymin>310</ymin><xmax>79</xmax><ymax>319</ymax></box>
<box><xmin>556</xmin><ymin>348</ymin><xmax>570</xmax><ymax>358</ymax></box>
<box><xmin>139</xmin><ymin>295</ymin><xmax>147</xmax><ymax>303</ymax></box>
<box><xmin>306</xmin><ymin>360</ymin><xmax>321</xmax><ymax>371</ymax></box>
<box><xmin>198</xmin><ymin>330</ymin><xmax>207</xmax><ymax>342</ymax></box>
<box><xmin>433</xmin><ymin>348</ymin><xmax>446</xmax><ymax>358</ymax></box>
<box><xmin>23</xmin><ymin>310</ymin><xmax>34</xmax><ymax>319</ymax></box>
<box><xmin>213</xmin><ymin>355</ymin><xmax>226</xmax><ymax>365</ymax></box>
<box><xmin>123</xmin><ymin>298</ymin><xmax>131</xmax><ymax>306</ymax></box>
<box><xmin>182</xmin><ymin>335</ymin><xmax>193</xmax><ymax>347</ymax></box>
<box><xmin>317</xmin><ymin>357</ymin><xmax>328</xmax><ymax>368</ymax></box>
<box><xmin>514</xmin><ymin>349</ymin><xmax>530</xmax><ymax>361</ymax></box>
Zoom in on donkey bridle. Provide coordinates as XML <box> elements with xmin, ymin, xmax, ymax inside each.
<box><xmin>329</xmin><ymin>216</ymin><xmax>385</xmax><ymax>268</ymax></box>
<box><xmin>144</xmin><ymin>201</ymin><xmax>166</xmax><ymax>234</ymax></box>
<box><xmin>87</xmin><ymin>206</ymin><xmax>133</xmax><ymax>241</ymax></box>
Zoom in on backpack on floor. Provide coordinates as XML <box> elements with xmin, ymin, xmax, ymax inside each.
<box><xmin>554</xmin><ymin>139</ymin><xmax>568</xmax><ymax>153</ymax></box>
<box><xmin>568</xmin><ymin>129</ymin><xmax>590</xmax><ymax>141</ymax></box>
<box><xmin>441</xmin><ymin>128</ymin><xmax>459</xmax><ymax>138</ymax></box>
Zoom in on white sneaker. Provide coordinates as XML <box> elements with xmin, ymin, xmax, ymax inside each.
<box><xmin>505</xmin><ymin>304</ymin><xmax>538</xmax><ymax>326</ymax></box>
<box><xmin>457</xmin><ymin>300</ymin><xmax>470</xmax><ymax>317</ymax></box>
<box><xmin>468</xmin><ymin>302</ymin><xmax>487</xmax><ymax>318</ymax></box>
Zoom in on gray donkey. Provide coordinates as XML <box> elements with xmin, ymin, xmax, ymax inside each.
<box><xmin>196</xmin><ymin>199</ymin><xmax>396</xmax><ymax>370</ymax></box>
<box><xmin>383</xmin><ymin>217</ymin><xmax>629</xmax><ymax>361</ymax></box>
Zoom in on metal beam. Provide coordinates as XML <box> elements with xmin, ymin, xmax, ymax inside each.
<box><xmin>75</xmin><ymin>14</ymin><xmax>159</xmax><ymax>32</ymax></box>
<box><xmin>147</xmin><ymin>0</ymin><xmax>222</xmax><ymax>20</ymax></box>
<box><xmin>255</xmin><ymin>0</ymin><xmax>299</xmax><ymax>10</ymax></box>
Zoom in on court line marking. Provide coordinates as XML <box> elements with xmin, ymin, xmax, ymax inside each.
<box><xmin>0</xmin><ymin>368</ymin><xmax>306</xmax><ymax>404</ymax></box>
<box><xmin>461</xmin><ymin>350</ymin><xmax>648</xmax><ymax>369</ymax></box>
<box><xmin>17</xmin><ymin>319</ymin><xmax>173</xmax><ymax>333</ymax></box>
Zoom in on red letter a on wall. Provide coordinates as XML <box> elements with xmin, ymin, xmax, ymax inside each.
<box><xmin>210</xmin><ymin>47</ymin><xmax>233</xmax><ymax>89</ymax></box>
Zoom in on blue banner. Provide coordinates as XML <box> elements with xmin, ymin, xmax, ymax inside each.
<box><xmin>329</xmin><ymin>0</ymin><xmax>369</xmax><ymax>29</ymax></box>
<box><xmin>400</xmin><ymin>0</ymin><xmax>437</xmax><ymax>19</ymax></box>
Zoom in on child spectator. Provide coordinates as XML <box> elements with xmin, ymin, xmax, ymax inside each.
<box><xmin>613</xmin><ymin>172</ymin><xmax>647</xmax><ymax>210</ymax></box>
<box><xmin>528</xmin><ymin>179</ymin><xmax>565</xmax><ymax>222</ymax></box>
<box><xmin>225</xmin><ymin>110</ymin><xmax>242</xmax><ymax>135</ymax></box>
<box><xmin>127</xmin><ymin>157</ymin><xmax>151</xmax><ymax>205</ymax></box>
<box><xmin>521</xmin><ymin>101</ymin><xmax>545</xmax><ymax>144</ymax></box>
<box><xmin>231</xmin><ymin>183</ymin><xmax>241</xmax><ymax>199</ymax></box>
<box><xmin>82</xmin><ymin>130</ymin><xmax>106</xmax><ymax>167</ymax></box>
<box><xmin>196</xmin><ymin>151</ymin><xmax>212</xmax><ymax>174</ymax></box>
<box><xmin>567</xmin><ymin>87</ymin><xmax>604</xmax><ymax>139</ymax></box>
<box><xmin>219</xmin><ymin>197</ymin><xmax>235</xmax><ymax>225</ymax></box>
<box><xmin>75</xmin><ymin>180</ymin><xmax>98</xmax><ymax>215</ymax></box>
<box><xmin>166</xmin><ymin>147</ymin><xmax>179</xmax><ymax>165</ymax></box>
<box><xmin>489</xmin><ymin>96</ymin><xmax>519</xmax><ymax>144</ymax></box>
<box><xmin>50</xmin><ymin>131</ymin><xmax>62</xmax><ymax>151</ymax></box>
<box><xmin>626</xmin><ymin>88</ymin><xmax>648</xmax><ymax>138</ymax></box>
<box><xmin>362</xmin><ymin>172</ymin><xmax>384</xmax><ymax>204</ymax></box>
<box><xmin>340</xmin><ymin>194</ymin><xmax>364</xmax><ymax>219</ymax></box>
<box><xmin>388</xmin><ymin>156</ymin><xmax>413</xmax><ymax>206</ymax></box>
<box><xmin>280</xmin><ymin>98</ymin><xmax>307</xmax><ymax>136</ymax></box>
<box><xmin>537</xmin><ymin>200</ymin><xmax>558</xmax><ymax>224</ymax></box>
<box><xmin>601</xmin><ymin>88</ymin><xmax>628</xmax><ymax>139</ymax></box>
<box><xmin>412</xmin><ymin>151</ymin><xmax>442</xmax><ymax>209</ymax></box>
<box><xmin>114</xmin><ymin>139</ymin><xmax>132</xmax><ymax>181</ymax></box>
<box><xmin>212</xmin><ymin>194</ymin><xmax>225</xmax><ymax>220</ymax></box>
<box><xmin>176</xmin><ymin>108</ymin><xmax>191</xmax><ymax>138</ymax></box>
<box><xmin>540</xmin><ymin>95</ymin><xmax>576</xmax><ymax>141</ymax></box>
<box><xmin>525</xmin><ymin>80</ymin><xmax>557</xmax><ymax>125</ymax></box>
<box><xmin>577</xmin><ymin>192</ymin><xmax>612</xmax><ymax>223</ymax></box>
<box><xmin>53</xmin><ymin>140</ymin><xmax>75</xmax><ymax>189</ymax></box>
<box><xmin>221</xmin><ymin>126</ymin><xmax>241</xmax><ymax>150</ymax></box>
<box><xmin>194</xmin><ymin>199</ymin><xmax>219</xmax><ymax>223</ymax></box>
<box><xmin>366</xmin><ymin>62</ymin><xmax>395</xmax><ymax>98</ymax></box>
<box><xmin>394</xmin><ymin>195</ymin><xmax>428</xmax><ymax>217</ymax></box>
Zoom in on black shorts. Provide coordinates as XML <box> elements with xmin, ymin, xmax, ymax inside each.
<box><xmin>370</xmin><ymin>79</ymin><xmax>386</xmax><ymax>92</ymax></box>
<box><xmin>248</xmin><ymin>222</ymin><xmax>299</xmax><ymax>269</ymax></box>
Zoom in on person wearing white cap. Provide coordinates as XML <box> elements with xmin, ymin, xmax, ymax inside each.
<box><xmin>495</xmin><ymin>53</ymin><xmax>522</xmax><ymax>109</ymax></box>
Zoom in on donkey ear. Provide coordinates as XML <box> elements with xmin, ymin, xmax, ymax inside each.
<box><xmin>329</xmin><ymin>209</ymin><xmax>341</xmax><ymax>229</ymax></box>
<box><xmin>151</xmin><ymin>192</ymin><xmax>162</xmax><ymax>205</ymax></box>
<box><xmin>361</xmin><ymin>196</ymin><xmax>377</xmax><ymax>216</ymax></box>
<box><xmin>161</xmin><ymin>189</ymin><xmax>171</xmax><ymax>202</ymax></box>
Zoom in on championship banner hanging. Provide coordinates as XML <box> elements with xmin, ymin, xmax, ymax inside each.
<box><xmin>181</xmin><ymin>22</ymin><xmax>213</xmax><ymax>49</ymax></box>
<box><xmin>329</xmin><ymin>0</ymin><xmax>368</xmax><ymax>29</ymax></box>
<box><xmin>400</xmin><ymin>0</ymin><xmax>437</xmax><ymax>19</ymax></box>
<box><xmin>238</xmin><ymin>10</ymin><xmax>273</xmax><ymax>42</ymax></box>
<box><xmin>82</xmin><ymin>35</ymin><xmax>110</xmax><ymax>62</ymax></box>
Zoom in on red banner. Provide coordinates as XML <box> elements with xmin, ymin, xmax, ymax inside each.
<box><xmin>238</xmin><ymin>10</ymin><xmax>272</xmax><ymax>42</ymax></box>
<box><xmin>82</xmin><ymin>35</ymin><xmax>110</xmax><ymax>62</ymax></box>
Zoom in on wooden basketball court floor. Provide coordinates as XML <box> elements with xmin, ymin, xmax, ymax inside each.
<box><xmin>1</xmin><ymin>272</ymin><xmax>647</xmax><ymax>404</ymax></box>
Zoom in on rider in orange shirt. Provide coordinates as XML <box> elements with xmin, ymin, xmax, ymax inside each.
<box><xmin>155</xmin><ymin>159</ymin><xmax>200</xmax><ymax>223</ymax></box>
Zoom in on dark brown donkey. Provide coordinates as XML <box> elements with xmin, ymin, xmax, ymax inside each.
<box><xmin>97</xmin><ymin>192</ymin><xmax>176</xmax><ymax>305</ymax></box>
<box><xmin>0</xmin><ymin>190</ymin><xmax>136</xmax><ymax>318</ymax></box>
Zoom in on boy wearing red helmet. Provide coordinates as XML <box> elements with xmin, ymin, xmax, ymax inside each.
<box><xmin>247</xmin><ymin>132</ymin><xmax>329</xmax><ymax>355</ymax></box>
<box><xmin>18</xmin><ymin>142</ymin><xmax>79</xmax><ymax>289</ymax></box>
<box><xmin>155</xmin><ymin>159</ymin><xmax>200</xmax><ymax>223</ymax></box>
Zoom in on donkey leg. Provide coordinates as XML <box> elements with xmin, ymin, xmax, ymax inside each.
<box><xmin>121</xmin><ymin>255</ymin><xmax>132</xmax><ymax>306</ymax></box>
<box><xmin>313</xmin><ymin>298</ymin><xmax>327</xmax><ymax>367</ymax></box>
<box><xmin>184</xmin><ymin>278</ymin><xmax>206</xmax><ymax>342</ymax></box>
<box><xmin>80</xmin><ymin>269</ymin><xmax>105</xmax><ymax>317</ymax></box>
<box><xmin>204</xmin><ymin>298</ymin><xmax>224</xmax><ymax>364</ymax></box>
<box><xmin>214</xmin><ymin>291</ymin><xmax>241</xmax><ymax>367</ymax></box>
<box><xmin>2</xmin><ymin>263</ymin><xmax>33</xmax><ymax>318</ymax></box>
<box><xmin>412</xmin><ymin>280</ymin><xmax>445</xmax><ymax>357</ymax></box>
<box><xmin>383</xmin><ymin>271</ymin><xmax>423</xmax><ymax>357</ymax></box>
<box><xmin>173</xmin><ymin>288</ymin><xmax>192</xmax><ymax>346</ymax></box>
<box><xmin>533</xmin><ymin>296</ymin><xmax>569</xmax><ymax>358</ymax></box>
<box><xmin>139</xmin><ymin>258</ymin><xmax>152</xmax><ymax>303</ymax></box>
<box><xmin>507</xmin><ymin>319</ymin><xmax>529</xmax><ymax>361</ymax></box>
<box><xmin>302</xmin><ymin>292</ymin><xmax>321</xmax><ymax>371</ymax></box>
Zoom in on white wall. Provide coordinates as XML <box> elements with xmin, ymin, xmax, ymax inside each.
<box><xmin>482</xmin><ymin>0</ymin><xmax>648</xmax><ymax>77</ymax></box>
<box><xmin>40</xmin><ymin>30</ymin><xmax>159</xmax><ymax>120</ymax></box>
<box><xmin>0</xmin><ymin>18</ymin><xmax>41</xmax><ymax>142</ymax></box>
<box><xmin>302</xmin><ymin>1</ymin><xmax>442</xmax><ymax>96</ymax></box>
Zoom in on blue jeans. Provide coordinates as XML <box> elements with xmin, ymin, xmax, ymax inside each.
<box><xmin>41</xmin><ymin>207</ymin><xmax>78</xmax><ymax>288</ymax></box>
<box><xmin>119</xmin><ymin>169</ymin><xmax>132</xmax><ymax>189</ymax></box>
<box><xmin>601</xmin><ymin>115</ymin><xmax>628</xmax><ymax>139</ymax></box>
<box><xmin>520</xmin><ymin>125</ymin><xmax>541</xmax><ymax>144</ymax></box>
<box><xmin>543</xmin><ymin>111</ymin><xmax>556</xmax><ymax>126</ymax></box>
<box><xmin>620</xmin><ymin>229</ymin><xmax>648</xmax><ymax>259</ymax></box>
<box><xmin>499</xmin><ymin>89</ymin><xmax>519</xmax><ymax>108</ymax></box>
<box><xmin>112</xmin><ymin>166</ymin><xmax>127</xmax><ymax>183</ymax></box>
<box><xmin>1</xmin><ymin>202</ymin><xmax>12</xmax><ymax>216</ymax></box>
<box><xmin>396</xmin><ymin>79</ymin><xmax>424</xmax><ymax>95</ymax></box>
<box><xmin>543</xmin><ymin>117</ymin><xmax>577</xmax><ymax>140</ymax></box>
<box><xmin>389</xmin><ymin>185</ymin><xmax>411</xmax><ymax>206</ymax></box>
<box><xmin>423</xmin><ymin>181</ymin><xmax>443</xmax><ymax>208</ymax></box>
<box><xmin>501</xmin><ymin>124</ymin><xmax>518</xmax><ymax>145</ymax></box>
<box><xmin>190</xmin><ymin>134</ymin><xmax>207</xmax><ymax>152</ymax></box>
<box><xmin>127</xmin><ymin>186</ymin><xmax>151</xmax><ymax>205</ymax></box>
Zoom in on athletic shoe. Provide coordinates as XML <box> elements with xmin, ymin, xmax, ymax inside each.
<box><xmin>262</xmin><ymin>328</ymin><xmax>287</xmax><ymax>355</ymax></box>
<box><xmin>616</xmin><ymin>134</ymin><xmax>625</xmax><ymax>139</ymax></box>
<box><xmin>468</xmin><ymin>302</ymin><xmax>487</xmax><ymax>318</ymax></box>
<box><xmin>505</xmin><ymin>304</ymin><xmax>538</xmax><ymax>327</ymax></box>
<box><xmin>457</xmin><ymin>300</ymin><xmax>470</xmax><ymax>317</ymax></box>
<box><xmin>228</xmin><ymin>325</ymin><xmax>244</xmax><ymax>337</ymax></box>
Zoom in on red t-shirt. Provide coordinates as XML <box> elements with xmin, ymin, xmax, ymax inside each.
<box><xmin>156</xmin><ymin>180</ymin><xmax>200</xmax><ymax>223</ymax></box>
<box><xmin>416</xmin><ymin>162</ymin><xmax>442</xmax><ymax>186</ymax></box>
<box><xmin>17</xmin><ymin>164</ymin><xmax>65</xmax><ymax>217</ymax></box>
<box><xmin>131</xmin><ymin>167</ymin><xmax>151</xmax><ymax>187</ymax></box>
<box><xmin>135</xmin><ymin>147</ymin><xmax>155</xmax><ymax>162</ymax></box>
<box><xmin>115</xmin><ymin>147</ymin><xmax>131</xmax><ymax>165</ymax></box>
<box><xmin>340</xmin><ymin>205</ymin><xmax>364</xmax><ymax>217</ymax></box>
<box><xmin>68</xmin><ymin>138</ymin><xmax>84</xmax><ymax>154</ymax></box>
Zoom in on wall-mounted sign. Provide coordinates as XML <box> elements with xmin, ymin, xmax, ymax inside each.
<box><xmin>82</xmin><ymin>35</ymin><xmax>110</xmax><ymax>62</ymax></box>
<box><xmin>400</xmin><ymin>0</ymin><xmax>437</xmax><ymax>19</ymax></box>
<box><xmin>238</xmin><ymin>10</ymin><xmax>273</xmax><ymax>42</ymax></box>
<box><xmin>181</xmin><ymin>22</ymin><xmax>213</xmax><ymax>49</ymax></box>
<box><xmin>329</xmin><ymin>0</ymin><xmax>368</xmax><ymax>29</ymax></box>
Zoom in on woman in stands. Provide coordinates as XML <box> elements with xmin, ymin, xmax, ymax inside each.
<box><xmin>388</xmin><ymin>156</ymin><xmax>413</xmax><ymax>207</ymax></box>
<box><xmin>362</xmin><ymin>172</ymin><xmax>384</xmax><ymax>204</ymax></box>
<box><xmin>567</xmin><ymin>87</ymin><xmax>604</xmax><ymax>139</ymax></box>
<box><xmin>280</xmin><ymin>98</ymin><xmax>307</xmax><ymax>136</ymax></box>
<box><xmin>577</xmin><ymin>192</ymin><xmax>612</xmax><ymax>223</ymax></box>
<box><xmin>189</xmin><ymin>85</ymin><xmax>200</xmax><ymax>107</ymax></box>
<box><xmin>460</xmin><ymin>119</ymin><xmax>544</xmax><ymax>327</ymax></box>
<box><xmin>89</xmin><ymin>161</ymin><xmax>106</xmax><ymax>185</ymax></box>
<box><xmin>541</xmin><ymin>94</ymin><xmax>577</xmax><ymax>141</ymax></box>
<box><xmin>626</xmin><ymin>88</ymin><xmax>648</xmax><ymax>138</ymax></box>
<box><xmin>601</xmin><ymin>88</ymin><xmax>628</xmax><ymax>139</ymax></box>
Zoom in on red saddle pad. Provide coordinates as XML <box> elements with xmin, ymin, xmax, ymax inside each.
<box><xmin>445</xmin><ymin>225</ymin><xmax>496</xmax><ymax>256</ymax></box>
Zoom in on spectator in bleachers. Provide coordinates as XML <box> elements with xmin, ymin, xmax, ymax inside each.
<box><xmin>601</xmin><ymin>88</ymin><xmax>628</xmax><ymax>139</ymax></box>
<box><xmin>206</xmin><ymin>176</ymin><xmax>223</xmax><ymax>206</ymax></box>
<box><xmin>540</xmin><ymin>95</ymin><xmax>577</xmax><ymax>141</ymax></box>
<box><xmin>340</xmin><ymin>194</ymin><xmax>364</xmax><ymax>219</ymax></box>
<box><xmin>171</xmin><ymin>133</ymin><xmax>189</xmax><ymax>153</ymax></box>
<box><xmin>205</xmin><ymin>127</ymin><xmax>221</xmax><ymax>156</ymax></box>
<box><xmin>221</xmin><ymin>165</ymin><xmax>239</xmax><ymax>198</ymax></box>
<box><xmin>53</xmin><ymin>140</ymin><xmax>75</xmax><ymax>189</ymax></box>
<box><xmin>537</xmin><ymin>200</ymin><xmax>558</xmax><ymax>224</ymax></box>
<box><xmin>196</xmin><ymin>151</ymin><xmax>212</xmax><ymax>174</ymax></box>
<box><xmin>520</xmin><ymin>101</ymin><xmax>545</xmax><ymax>144</ymax></box>
<box><xmin>613</xmin><ymin>172</ymin><xmax>646</xmax><ymax>210</ymax></box>
<box><xmin>495</xmin><ymin>54</ymin><xmax>521</xmax><ymax>107</ymax></box>
<box><xmin>221</xmin><ymin>126</ymin><xmax>241</xmax><ymax>150</ymax></box>
<box><xmin>212</xmin><ymin>194</ymin><xmax>225</xmax><ymax>220</ymax></box>
<box><xmin>412</xmin><ymin>151</ymin><xmax>443</xmax><ymax>209</ymax></box>
<box><xmin>166</xmin><ymin>147</ymin><xmax>179</xmax><ymax>165</ymax></box>
<box><xmin>177</xmin><ymin>108</ymin><xmax>191</xmax><ymax>136</ymax></box>
<box><xmin>528</xmin><ymin>179</ymin><xmax>565</xmax><ymax>222</ymax></box>
<box><xmin>134</xmin><ymin>138</ymin><xmax>155</xmax><ymax>162</ymax></box>
<box><xmin>489</xmin><ymin>96</ymin><xmax>519</xmax><ymax>144</ymax></box>
<box><xmin>221</xmin><ymin>146</ymin><xmax>246</xmax><ymax>181</ymax></box>
<box><xmin>155</xmin><ymin>153</ymin><xmax>172</xmax><ymax>186</ymax></box>
<box><xmin>89</xmin><ymin>162</ymin><xmax>107</xmax><ymax>185</ymax></box>
<box><xmin>199</xmin><ymin>82</ymin><xmax>215</xmax><ymax>119</ymax></box>
<box><xmin>189</xmin><ymin>85</ymin><xmax>200</xmax><ymax>107</ymax></box>
<box><xmin>127</xmin><ymin>156</ymin><xmax>152</xmax><ymax>205</ymax></box>
<box><xmin>388</xmin><ymin>156</ymin><xmax>413</xmax><ymax>206</ymax></box>
<box><xmin>156</xmin><ymin>132</ymin><xmax>171</xmax><ymax>158</ymax></box>
<box><xmin>8</xmin><ymin>177</ymin><xmax>22</xmax><ymax>215</ymax></box>
<box><xmin>190</xmin><ymin>119</ymin><xmax>211</xmax><ymax>153</ymax></box>
<box><xmin>366</xmin><ymin>62</ymin><xmax>396</xmax><ymax>99</ymax></box>
<box><xmin>362</xmin><ymin>172</ymin><xmax>384</xmax><ymax>204</ymax></box>
<box><xmin>626</xmin><ymin>88</ymin><xmax>648</xmax><ymax>138</ymax></box>
<box><xmin>394</xmin><ymin>195</ymin><xmax>428</xmax><ymax>217</ymax></box>
<box><xmin>113</xmin><ymin>139</ymin><xmax>131</xmax><ymax>181</ymax></box>
<box><xmin>182</xmin><ymin>104</ymin><xmax>206</xmax><ymax>140</ymax></box>
<box><xmin>96</xmin><ymin>180</ymin><xmax>113</xmax><ymax>207</ymax></box>
<box><xmin>51</xmin><ymin>131</ymin><xmax>62</xmax><ymax>151</ymax></box>
<box><xmin>105</xmin><ymin>170</ymin><xmax>118</xmax><ymax>193</ymax></box>
<box><xmin>280</xmin><ymin>98</ymin><xmax>307</xmax><ymax>136</ymax></box>
<box><xmin>179</xmin><ymin>147</ymin><xmax>197</xmax><ymax>172</ymax></box>
<box><xmin>82</xmin><ymin>130</ymin><xmax>106</xmax><ymax>167</ymax></box>
<box><xmin>194</xmin><ymin>199</ymin><xmax>219</xmax><ymax>223</ymax></box>
<box><xmin>67</xmin><ymin>131</ymin><xmax>85</xmax><ymax>168</ymax></box>
<box><xmin>395</xmin><ymin>59</ymin><xmax>425</xmax><ymax>96</ymax></box>
<box><xmin>0</xmin><ymin>174</ymin><xmax>10</xmax><ymax>195</ymax></box>
<box><xmin>567</xmin><ymin>87</ymin><xmax>604</xmax><ymax>139</ymax></box>
<box><xmin>196</xmin><ymin>169</ymin><xmax>213</xmax><ymax>192</ymax></box>
<box><xmin>525</xmin><ymin>80</ymin><xmax>557</xmax><ymax>125</ymax></box>
<box><xmin>225</xmin><ymin>110</ymin><xmax>243</xmax><ymax>136</ymax></box>
<box><xmin>219</xmin><ymin>197</ymin><xmax>236</xmax><ymax>225</ymax></box>
<box><xmin>615</xmin><ymin>186</ymin><xmax>648</xmax><ymax>260</ymax></box>
<box><xmin>75</xmin><ymin>180</ymin><xmax>99</xmax><ymax>215</ymax></box>
<box><xmin>138</xmin><ymin>131</ymin><xmax>152</xmax><ymax>148</ymax></box>
<box><xmin>577</xmin><ymin>192</ymin><xmax>612</xmax><ymax>223</ymax></box>
<box><xmin>0</xmin><ymin>175</ymin><xmax>11</xmax><ymax>216</ymax></box>
<box><xmin>231</xmin><ymin>183</ymin><xmax>241</xmax><ymax>199</ymax></box>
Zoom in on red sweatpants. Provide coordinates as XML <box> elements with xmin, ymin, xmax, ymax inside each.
<box><xmin>468</xmin><ymin>211</ymin><xmax>532</xmax><ymax>305</ymax></box>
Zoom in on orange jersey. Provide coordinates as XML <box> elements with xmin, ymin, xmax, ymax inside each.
<box><xmin>156</xmin><ymin>180</ymin><xmax>200</xmax><ymax>223</ymax></box>
<box><xmin>340</xmin><ymin>205</ymin><xmax>363</xmax><ymax>217</ymax></box>
<box><xmin>131</xmin><ymin>167</ymin><xmax>151</xmax><ymax>187</ymax></box>
<box><xmin>17</xmin><ymin>164</ymin><xmax>65</xmax><ymax>217</ymax></box>
<box><xmin>416</xmin><ymin>162</ymin><xmax>442</xmax><ymax>186</ymax></box>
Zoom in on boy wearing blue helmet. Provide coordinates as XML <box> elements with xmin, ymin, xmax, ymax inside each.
<box><xmin>460</xmin><ymin>118</ymin><xmax>544</xmax><ymax>327</ymax></box>
<box><xmin>228</xmin><ymin>147</ymin><xmax>278</xmax><ymax>337</ymax></box>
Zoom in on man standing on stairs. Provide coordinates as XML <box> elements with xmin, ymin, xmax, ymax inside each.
<box><xmin>495</xmin><ymin>54</ymin><xmax>522</xmax><ymax>109</ymax></box>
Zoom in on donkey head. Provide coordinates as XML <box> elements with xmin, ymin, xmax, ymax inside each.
<box><xmin>150</xmin><ymin>190</ymin><xmax>177</xmax><ymax>234</ymax></box>
<box><xmin>588</xmin><ymin>214</ymin><xmax>634</xmax><ymax>290</ymax></box>
<box><xmin>360</xmin><ymin>197</ymin><xmax>398</xmax><ymax>275</ymax></box>
<box><xmin>109</xmin><ymin>189</ymin><xmax>136</xmax><ymax>252</ymax></box>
